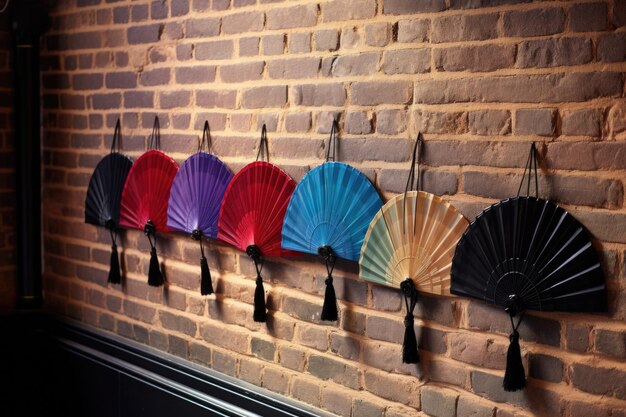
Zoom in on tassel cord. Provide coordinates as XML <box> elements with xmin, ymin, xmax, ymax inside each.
<box><xmin>250</xmin><ymin>251</ymin><xmax>267</xmax><ymax>322</ymax></box>
<box><xmin>503</xmin><ymin>311</ymin><xmax>527</xmax><ymax>392</ymax></box>
<box><xmin>401</xmin><ymin>279</ymin><xmax>419</xmax><ymax>364</ymax></box>
<box><xmin>320</xmin><ymin>248</ymin><xmax>338</xmax><ymax>321</ymax></box>
<box><xmin>199</xmin><ymin>237</ymin><xmax>214</xmax><ymax>295</ymax></box>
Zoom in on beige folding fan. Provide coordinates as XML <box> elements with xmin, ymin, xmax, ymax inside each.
<box><xmin>359</xmin><ymin>134</ymin><xmax>468</xmax><ymax>363</ymax></box>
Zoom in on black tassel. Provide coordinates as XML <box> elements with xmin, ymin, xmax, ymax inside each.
<box><xmin>320</xmin><ymin>276</ymin><xmax>338</xmax><ymax>321</ymax></box>
<box><xmin>503</xmin><ymin>330</ymin><xmax>526</xmax><ymax>391</ymax></box>
<box><xmin>200</xmin><ymin>255</ymin><xmax>213</xmax><ymax>295</ymax></box>
<box><xmin>253</xmin><ymin>274</ymin><xmax>267</xmax><ymax>322</ymax></box>
<box><xmin>148</xmin><ymin>247</ymin><xmax>164</xmax><ymax>287</ymax></box>
<box><xmin>108</xmin><ymin>244</ymin><xmax>121</xmax><ymax>284</ymax></box>
<box><xmin>401</xmin><ymin>278</ymin><xmax>419</xmax><ymax>363</ymax></box>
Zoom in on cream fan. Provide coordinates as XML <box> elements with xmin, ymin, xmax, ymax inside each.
<box><xmin>359</xmin><ymin>134</ymin><xmax>468</xmax><ymax>363</ymax></box>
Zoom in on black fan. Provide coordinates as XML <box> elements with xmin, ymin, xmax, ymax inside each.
<box><xmin>451</xmin><ymin>143</ymin><xmax>606</xmax><ymax>391</ymax></box>
<box><xmin>85</xmin><ymin>119</ymin><xmax>133</xmax><ymax>284</ymax></box>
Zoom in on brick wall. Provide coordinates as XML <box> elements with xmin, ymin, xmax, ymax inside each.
<box><xmin>0</xmin><ymin>13</ymin><xmax>14</xmax><ymax>312</ymax></box>
<box><xmin>40</xmin><ymin>1</ymin><xmax>626</xmax><ymax>416</ymax></box>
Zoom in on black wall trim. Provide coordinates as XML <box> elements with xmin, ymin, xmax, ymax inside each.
<box><xmin>2</xmin><ymin>314</ymin><xmax>334</xmax><ymax>417</ymax></box>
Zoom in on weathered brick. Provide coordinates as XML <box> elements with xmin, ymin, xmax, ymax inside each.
<box><xmin>123</xmin><ymin>299</ymin><xmax>157</xmax><ymax>323</ymax></box>
<box><xmin>383</xmin><ymin>49</ymin><xmax>430</xmax><ymax>74</ymax></box>
<box><xmin>285</xmin><ymin>112</ymin><xmax>311</xmax><ymax>132</ymax></box>
<box><xmin>139</xmin><ymin>68</ymin><xmax>170</xmax><ymax>88</ymax></box>
<box><xmin>171</xmin><ymin>0</ymin><xmax>189</xmax><ymax>16</ymax></box>
<box><xmin>267</xmin><ymin>4</ymin><xmax>317</xmax><ymax>29</ymax></box>
<box><xmin>528</xmin><ymin>353</ymin><xmax>563</xmax><ymax>383</ymax></box>
<box><xmin>450</xmin><ymin>333</ymin><xmax>506</xmax><ymax>370</ymax></box>
<box><xmin>160</xmin><ymin>90</ymin><xmax>191</xmax><ymax>109</ymax></box>
<box><xmin>322</xmin><ymin>0</ymin><xmax>376</xmax><ymax>22</ymax></box>
<box><xmin>199</xmin><ymin>322</ymin><xmax>250</xmax><ymax>354</ymax></box>
<box><xmin>517</xmin><ymin>37</ymin><xmax>592</xmax><ymax>68</ymax></box>
<box><xmin>332</xmin><ymin>53</ymin><xmax>380</xmax><ymax>77</ymax></box>
<box><xmin>293</xmin><ymin>83</ymin><xmax>345</xmax><ymax>107</ymax></box>
<box><xmin>127</xmin><ymin>24</ymin><xmax>162</xmax><ymax>44</ymax></box>
<box><xmin>212</xmin><ymin>350</ymin><xmax>237</xmax><ymax>376</ymax></box>
<box><xmin>456</xmin><ymin>396</ymin><xmax>495</xmax><ymax>417</ymax></box>
<box><xmin>379</xmin><ymin>168</ymin><xmax>458</xmax><ymax>196</ymax></box>
<box><xmin>314</xmin><ymin>29</ymin><xmax>339</xmax><ymax>52</ymax></box>
<box><xmin>345</xmin><ymin>111</ymin><xmax>372</xmax><ymax>134</ymax></box>
<box><xmin>239</xmin><ymin>37</ymin><xmax>260</xmax><ymax>57</ymax></box>
<box><xmin>614</xmin><ymin>0</ymin><xmax>626</xmax><ymax>27</ymax></box>
<box><xmin>73</xmin><ymin>73</ymin><xmax>103</xmax><ymax>90</ymax></box>
<box><xmin>177</xmin><ymin>44</ymin><xmax>193</xmax><ymax>61</ymax></box>
<box><xmin>263</xmin><ymin>366</ymin><xmax>290</xmax><ymax>395</ymax></box>
<box><xmin>238</xmin><ymin>358</ymin><xmax>263</xmax><ymax>385</ymax></box>
<box><xmin>131</xmin><ymin>4</ymin><xmax>149</xmax><ymax>22</ymax></box>
<box><xmin>384</xmin><ymin>0</ymin><xmax>446</xmax><ymax>14</ymax></box>
<box><xmin>279</xmin><ymin>345</ymin><xmax>306</xmax><ymax>371</ymax></box>
<box><xmin>47</xmin><ymin>32</ymin><xmax>102</xmax><ymax>50</ymax></box>
<box><xmin>223</xmin><ymin>12</ymin><xmax>264</xmax><ymax>34</ymax></box>
<box><xmin>415</xmin><ymin>72</ymin><xmax>622</xmax><ymax>104</ymax></box>
<box><xmin>113</xmin><ymin>6</ymin><xmax>129</xmax><ymax>23</ymax></box>
<box><xmin>365</xmin><ymin>22</ymin><xmax>391</xmax><ymax>47</ymax></box>
<box><xmin>594</xmin><ymin>328</ymin><xmax>626</xmax><ymax>359</ymax></box>
<box><xmin>341</xmin><ymin>26</ymin><xmax>361</xmax><ymax>49</ymax></box>
<box><xmin>560</xmin><ymin>109</ymin><xmax>602</xmax><ymax>137</ymax></box>
<box><xmin>436</xmin><ymin>44</ymin><xmax>515</xmax><ymax>72</ymax></box>
<box><xmin>414</xmin><ymin>110</ymin><xmax>467</xmax><ymax>134</ymax></box>
<box><xmin>268</xmin><ymin>57</ymin><xmax>320</xmax><ymax>79</ymax></box>
<box><xmin>220</xmin><ymin>61</ymin><xmax>264</xmax><ymax>83</ymax></box>
<box><xmin>196</xmin><ymin>90</ymin><xmax>237</xmax><ymax>109</ymax></box>
<box><xmin>397</xmin><ymin>18</ymin><xmax>430</xmax><ymax>43</ymax></box>
<box><xmin>514</xmin><ymin>108</ymin><xmax>556</xmax><ymax>136</ymax></box>
<box><xmin>151</xmin><ymin>1</ymin><xmax>168</xmax><ymax>20</ymax></box>
<box><xmin>354</xmin><ymin>399</ymin><xmax>385</xmax><ymax>417</ymax></box>
<box><xmin>262</xmin><ymin>34</ymin><xmax>285</xmax><ymax>56</ymax></box>
<box><xmin>105</xmin><ymin>71</ymin><xmax>136</xmax><ymax>89</ymax></box>
<box><xmin>291</xmin><ymin>377</ymin><xmax>320</xmax><ymax>407</ymax></box>
<box><xmin>468</xmin><ymin>110</ymin><xmax>511</xmax><ymax>135</ymax></box>
<box><xmin>421</xmin><ymin>386</ymin><xmax>459</xmax><ymax>417</ymax></box>
<box><xmin>571</xmin><ymin>363</ymin><xmax>626</xmax><ymax>400</ymax></box>
<box><xmin>288</xmin><ymin>32</ymin><xmax>310</xmax><ymax>53</ymax></box>
<box><xmin>124</xmin><ymin>91</ymin><xmax>154</xmax><ymax>108</ymax></box>
<box><xmin>503</xmin><ymin>8</ymin><xmax>565</xmax><ymax>37</ymax></box>
<box><xmin>251</xmin><ymin>337</ymin><xmax>275</xmax><ymax>361</ymax></box>
<box><xmin>196</xmin><ymin>40</ymin><xmax>233</xmax><ymax>60</ymax></box>
<box><xmin>308</xmin><ymin>354</ymin><xmax>360</xmax><ymax>389</ymax></box>
<box><xmin>241</xmin><ymin>85</ymin><xmax>287</xmax><ymax>109</ymax></box>
<box><xmin>363</xmin><ymin>368</ymin><xmax>420</xmax><ymax>407</ymax></box>
<box><xmin>351</xmin><ymin>81</ymin><xmax>412</xmax><ymax>105</ymax></box>
<box><xmin>569</xmin><ymin>2</ymin><xmax>608</xmax><ymax>32</ymax></box>
<box><xmin>321</xmin><ymin>386</ymin><xmax>352</xmax><ymax>417</ymax></box>
<box><xmin>185</xmin><ymin>17</ymin><xmax>220</xmax><ymax>38</ymax></box>
<box><xmin>597</xmin><ymin>32</ymin><xmax>626</xmax><ymax>63</ymax></box>
<box><xmin>432</xmin><ymin>14</ymin><xmax>498</xmax><ymax>43</ymax></box>
<box><xmin>376</xmin><ymin>109</ymin><xmax>407</xmax><ymax>135</ymax></box>
<box><xmin>175</xmin><ymin>66</ymin><xmax>216</xmax><ymax>84</ymax></box>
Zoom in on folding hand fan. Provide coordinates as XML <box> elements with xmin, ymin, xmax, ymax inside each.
<box><xmin>360</xmin><ymin>135</ymin><xmax>468</xmax><ymax>363</ymax></box>
<box><xmin>85</xmin><ymin>119</ymin><xmax>133</xmax><ymax>284</ymax></box>
<box><xmin>282</xmin><ymin>121</ymin><xmax>383</xmax><ymax>321</ymax></box>
<box><xmin>167</xmin><ymin>121</ymin><xmax>233</xmax><ymax>295</ymax></box>
<box><xmin>120</xmin><ymin>117</ymin><xmax>179</xmax><ymax>287</ymax></box>
<box><xmin>218</xmin><ymin>125</ymin><xmax>297</xmax><ymax>322</ymax></box>
<box><xmin>451</xmin><ymin>143</ymin><xmax>606</xmax><ymax>391</ymax></box>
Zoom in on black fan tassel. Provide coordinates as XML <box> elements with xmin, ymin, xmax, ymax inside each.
<box><xmin>108</xmin><ymin>244</ymin><xmax>121</xmax><ymax>285</ymax></box>
<box><xmin>321</xmin><ymin>276</ymin><xmax>338</xmax><ymax>321</ymax></box>
<box><xmin>200</xmin><ymin>255</ymin><xmax>213</xmax><ymax>295</ymax></box>
<box><xmin>148</xmin><ymin>247</ymin><xmax>164</xmax><ymax>287</ymax></box>
<box><xmin>503</xmin><ymin>330</ymin><xmax>526</xmax><ymax>391</ymax></box>
<box><xmin>402</xmin><ymin>313</ymin><xmax>419</xmax><ymax>364</ymax></box>
<box><xmin>253</xmin><ymin>275</ymin><xmax>267</xmax><ymax>322</ymax></box>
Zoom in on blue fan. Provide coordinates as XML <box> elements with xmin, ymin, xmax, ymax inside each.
<box><xmin>282</xmin><ymin>121</ymin><xmax>383</xmax><ymax>320</ymax></box>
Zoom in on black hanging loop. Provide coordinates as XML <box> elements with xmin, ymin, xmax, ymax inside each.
<box><xmin>144</xmin><ymin>220</ymin><xmax>164</xmax><ymax>287</ymax></box>
<box><xmin>199</xmin><ymin>120</ymin><xmax>212</xmax><ymax>153</ymax></box>
<box><xmin>318</xmin><ymin>245</ymin><xmax>338</xmax><ymax>321</ymax></box>
<box><xmin>326</xmin><ymin>119</ymin><xmax>339</xmax><ymax>162</ymax></box>
<box><xmin>503</xmin><ymin>295</ymin><xmax>526</xmax><ymax>391</ymax></box>
<box><xmin>247</xmin><ymin>245</ymin><xmax>267</xmax><ymax>322</ymax></box>
<box><xmin>516</xmin><ymin>142</ymin><xmax>539</xmax><ymax>198</ymax></box>
<box><xmin>107</xmin><ymin>227</ymin><xmax>122</xmax><ymax>284</ymax></box>
<box><xmin>110</xmin><ymin>118</ymin><xmax>122</xmax><ymax>154</ymax></box>
<box><xmin>256</xmin><ymin>124</ymin><xmax>269</xmax><ymax>162</ymax></box>
<box><xmin>400</xmin><ymin>278</ymin><xmax>419</xmax><ymax>364</ymax></box>
<box><xmin>402</xmin><ymin>133</ymin><xmax>423</xmax><ymax>236</ymax></box>
<box><xmin>148</xmin><ymin>116</ymin><xmax>161</xmax><ymax>150</ymax></box>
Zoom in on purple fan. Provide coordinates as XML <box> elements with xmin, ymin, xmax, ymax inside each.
<box><xmin>168</xmin><ymin>150</ymin><xmax>233</xmax><ymax>295</ymax></box>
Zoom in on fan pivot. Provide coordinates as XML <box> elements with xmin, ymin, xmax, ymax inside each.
<box><xmin>144</xmin><ymin>220</ymin><xmax>156</xmax><ymax>236</ymax></box>
<box><xmin>505</xmin><ymin>294</ymin><xmax>525</xmax><ymax>317</ymax></box>
<box><xmin>318</xmin><ymin>245</ymin><xmax>335</xmax><ymax>261</ymax></box>
<box><xmin>105</xmin><ymin>219</ymin><xmax>116</xmax><ymax>231</ymax></box>
<box><xmin>246</xmin><ymin>244</ymin><xmax>262</xmax><ymax>261</ymax></box>
<box><xmin>191</xmin><ymin>229</ymin><xmax>203</xmax><ymax>241</ymax></box>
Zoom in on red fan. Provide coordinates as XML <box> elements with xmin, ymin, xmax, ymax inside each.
<box><xmin>120</xmin><ymin>117</ymin><xmax>179</xmax><ymax>286</ymax></box>
<box><xmin>218</xmin><ymin>125</ymin><xmax>297</xmax><ymax>322</ymax></box>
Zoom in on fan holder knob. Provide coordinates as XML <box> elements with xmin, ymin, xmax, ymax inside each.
<box><xmin>191</xmin><ymin>229</ymin><xmax>203</xmax><ymax>241</ymax></box>
<box><xmin>317</xmin><ymin>245</ymin><xmax>335</xmax><ymax>261</ymax></box>
<box><xmin>246</xmin><ymin>244</ymin><xmax>262</xmax><ymax>261</ymax></box>
<box><xmin>505</xmin><ymin>294</ymin><xmax>524</xmax><ymax>317</ymax></box>
<box><xmin>144</xmin><ymin>220</ymin><xmax>156</xmax><ymax>236</ymax></box>
<box><xmin>105</xmin><ymin>219</ymin><xmax>116</xmax><ymax>231</ymax></box>
<box><xmin>400</xmin><ymin>278</ymin><xmax>417</xmax><ymax>298</ymax></box>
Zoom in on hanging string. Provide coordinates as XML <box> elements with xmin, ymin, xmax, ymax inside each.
<box><xmin>516</xmin><ymin>142</ymin><xmax>538</xmax><ymax>198</ymax></box>
<box><xmin>107</xmin><ymin>228</ymin><xmax>122</xmax><ymax>284</ymax></box>
<box><xmin>145</xmin><ymin>222</ymin><xmax>164</xmax><ymax>287</ymax></box>
<box><xmin>256</xmin><ymin>124</ymin><xmax>269</xmax><ymax>162</ymax></box>
<box><xmin>319</xmin><ymin>246</ymin><xmax>338</xmax><ymax>321</ymax></box>
<box><xmin>148</xmin><ymin>116</ymin><xmax>161</xmax><ymax>150</ymax></box>
<box><xmin>199</xmin><ymin>120</ymin><xmax>212</xmax><ymax>153</ymax></box>
<box><xmin>402</xmin><ymin>133</ymin><xmax>422</xmax><ymax>236</ymax></box>
<box><xmin>247</xmin><ymin>245</ymin><xmax>267</xmax><ymax>322</ymax></box>
<box><xmin>326</xmin><ymin>119</ymin><xmax>339</xmax><ymax>162</ymax></box>
<box><xmin>503</xmin><ymin>295</ymin><xmax>526</xmax><ymax>391</ymax></box>
<box><xmin>110</xmin><ymin>118</ymin><xmax>122</xmax><ymax>154</ymax></box>
<box><xmin>400</xmin><ymin>279</ymin><xmax>419</xmax><ymax>364</ymax></box>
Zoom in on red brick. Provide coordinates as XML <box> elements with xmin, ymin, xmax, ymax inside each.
<box><xmin>200</xmin><ymin>321</ymin><xmax>251</xmax><ymax>353</ymax></box>
<box><xmin>321</xmin><ymin>386</ymin><xmax>352</xmax><ymax>417</ymax></box>
<box><xmin>569</xmin><ymin>2</ymin><xmax>608</xmax><ymax>32</ymax></box>
<box><xmin>288</xmin><ymin>32</ymin><xmax>310</xmax><ymax>53</ymax></box>
<box><xmin>222</xmin><ymin>11</ymin><xmax>263</xmax><ymax>34</ymax></box>
<box><xmin>363</xmin><ymin>368</ymin><xmax>420</xmax><ymax>407</ymax></box>
<box><xmin>560</xmin><ymin>109</ymin><xmax>602</xmax><ymax>137</ymax></box>
<box><xmin>354</xmin><ymin>399</ymin><xmax>385</xmax><ymax>417</ymax></box>
<box><xmin>432</xmin><ymin>13</ymin><xmax>498</xmax><ymax>43</ymax></box>
<box><xmin>468</xmin><ymin>110</ymin><xmax>511</xmax><ymax>135</ymax></box>
<box><xmin>516</xmin><ymin>37</ymin><xmax>592</xmax><ymax>68</ymax></box>
<box><xmin>332</xmin><ymin>52</ymin><xmax>380</xmax><ymax>77</ymax></box>
<box><xmin>263</xmin><ymin>366</ymin><xmax>290</xmax><ymax>395</ymax></box>
<box><xmin>124</xmin><ymin>91</ymin><xmax>153</xmax><ymax>108</ymax></box>
<box><xmin>450</xmin><ymin>333</ymin><xmax>506</xmax><ymax>370</ymax></box>
<box><xmin>503</xmin><ymin>7</ymin><xmax>565</xmax><ymax>37</ymax></box>
<box><xmin>329</xmin><ymin>332</ymin><xmax>360</xmax><ymax>361</ymax></box>
<box><xmin>379</xmin><ymin>168</ymin><xmax>458</xmax><ymax>196</ymax></box>
<box><xmin>290</xmin><ymin>377</ymin><xmax>320</xmax><ymax>407</ymax></box>
<box><xmin>571</xmin><ymin>363</ymin><xmax>626</xmax><ymax>400</ymax></box>
<box><xmin>171</xmin><ymin>0</ymin><xmax>190</xmax><ymax>16</ymax></box>
<box><xmin>241</xmin><ymin>85</ymin><xmax>287</xmax><ymax>108</ymax></box>
<box><xmin>239</xmin><ymin>358</ymin><xmax>263</xmax><ymax>385</ymax></box>
<box><xmin>594</xmin><ymin>328</ymin><xmax>626</xmax><ymax>359</ymax></box>
<box><xmin>177</xmin><ymin>44</ymin><xmax>192</xmax><ymax>61</ymax></box>
<box><xmin>196</xmin><ymin>40</ymin><xmax>233</xmax><ymax>60</ymax></box>
<box><xmin>160</xmin><ymin>90</ymin><xmax>192</xmax><ymax>109</ymax></box>
<box><xmin>212</xmin><ymin>350</ymin><xmax>237</xmax><ymax>376</ymax></box>
<box><xmin>113</xmin><ymin>6</ymin><xmax>129</xmax><ymax>23</ymax></box>
<box><xmin>268</xmin><ymin>57</ymin><xmax>320</xmax><ymax>79</ymax></box>
<box><xmin>376</xmin><ymin>109</ymin><xmax>407</xmax><ymax>135</ymax></box>
<box><xmin>127</xmin><ymin>24</ymin><xmax>162</xmax><ymax>44</ymax></box>
<box><xmin>239</xmin><ymin>37</ymin><xmax>260</xmax><ymax>57</ymax></box>
<box><xmin>184</xmin><ymin>18</ymin><xmax>221</xmax><ymax>39</ymax></box>
<box><xmin>123</xmin><ymin>299</ymin><xmax>157</xmax><ymax>324</ymax></box>
<box><xmin>220</xmin><ymin>61</ymin><xmax>264</xmax><ymax>83</ymax></box>
<box><xmin>436</xmin><ymin>44</ymin><xmax>515</xmax><ymax>72</ymax></box>
<box><xmin>314</xmin><ymin>29</ymin><xmax>339</xmax><ymax>51</ymax></box>
<box><xmin>421</xmin><ymin>386</ymin><xmax>459</xmax><ymax>417</ymax></box>
<box><xmin>72</xmin><ymin>73</ymin><xmax>103</xmax><ymax>90</ymax></box>
<box><xmin>384</xmin><ymin>0</ymin><xmax>446</xmax><ymax>14</ymax></box>
<box><xmin>570</xmin><ymin>401</ymin><xmax>626</xmax><ymax>417</ymax></box>
<box><xmin>151</xmin><ymin>1</ymin><xmax>168</xmax><ymax>19</ymax></box>
<box><xmin>414</xmin><ymin>72</ymin><xmax>622</xmax><ymax>104</ymax></box>
<box><xmin>105</xmin><ymin>71</ymin><xmax>136</xmax><ymax>89</ymax></box>
<box><xmin>597</xmin><ymin>33</ymin><xmax>626</xmax><ymax>63</ymax></box>
<box><xmin>160</xmin><ymin>310</ymin><xmax>197</xmax><ymax>336</ymax></box>
<box><xmin>267</xmin><ymin>4</ymin><xmax>317</xmax><ymax>29</ymax></box>
<box><xmin>196</xmin><ymin>90</ymin><xmax>237</xmax><ymax>109</ymax></box>
<box><xmin>321</xmin><ymin>0</ymin><xmax>376</xmax><ymax>22</ymax></box>
<box><xmin>365</xmin><ymin>22</ymin><xmax>391</xmax><ymax>47</ymax></box>
<box><xmin>351</xmin><ymin>81</ymin><xmax>412</xmax><ymax>105</ymax></box>
<box><xmin>514</xmin><ymin>108</ymin><xmax>556</xmax><ymax>136</ymax></box>
<box><xmin>414</xmin><ymin>110</ymin><xmax>467</xmax><ymax>134</ymax></box>
<box><xmin>383</xmin><ymin>49</ymin><xmax>430</xmax><ymax>74</ymax></box>
<box><xmin>295</xmin><ymin>324</ymin><xmax>329</xmax><ymax>350</ymax></box>
<box><xmin>345</xmin><ymin>111</ymin><xmax>372</xmax><ymax>134</ymax></box>
<box><xmin>285</xmin><ymin>112</ymin><xmax>311</xmax><ymax>132</ymax></box>
<box><xmin>397</xmin><ymin>18</ymin><xmax>430</xmax><ymax>43</ymax></box>
<box><xmin>528</xmin><ymin>353</ymin><xmax>563</xmax><ymax>383</ymax></box>
<box><xmin>278</xmin><ymin>345</ymin><xmax>306</xmax><ymax>371</ymax></box>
